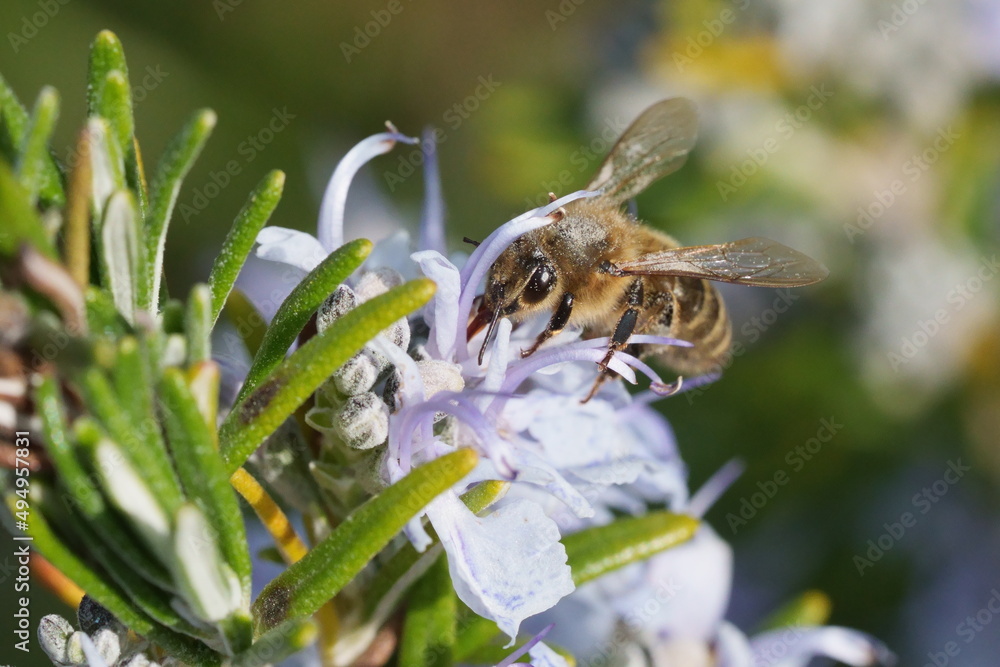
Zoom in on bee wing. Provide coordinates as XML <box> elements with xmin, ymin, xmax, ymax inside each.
<box><xmin>613</xmin><ymin>237</ymin><xmax>829</xmax><ymax>287</ymax></box>
<box><xmin>586</xmin><ymin>98</ymin><xmax>699</xmax><ymax>206</ymax></box>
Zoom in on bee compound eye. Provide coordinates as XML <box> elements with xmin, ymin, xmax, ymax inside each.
<box><xmin>522</xmin><ymin>265</ymin><xmax>555</xmax><ymax>304</ymax></box>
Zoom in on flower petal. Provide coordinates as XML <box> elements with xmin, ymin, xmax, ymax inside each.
<box><xmin>748</xmin><ymin>626</ymin><xmax>897</xmax><ymax>667</ymax></box>
<box><xmin>687</xmin><ymin>459</ymin><xmax>745</xmax><ymax>519</ymax></box>
<box><xmin>510</xmin><ymin>391</ymin><xmax>629</xmax><ymax>472</ymax></box>
<box><xmin>526</xmin><ymin>641</ymin><xmax>570</xmax><ymax>667</ymax></box>
<box><xmin>615</xmin><ymin>525</ymin><xmax>733</xmax><ymax>644</ymax></box>
<box><xmin>365</xmin><ymin>230</ymin><xmax>419</xmax><ymax>279</ymax></box>
<box><xmin>234</xmin><ymin>253</ymin><xmax>309</xmax><ymax>323</ymax></box>
<box><xmin>418</xmin><ymin>126</ymin><xmax>447</xmax><ymax>255</ymax></box>
<box><xmin>649</xmin><ymin>638</ymin><xmax>717</xmax><ymax>667</ymax></box>
<box><xmin>428</xmin><ymin>492</ymin><xmax>574</xmax><ymax>642</ymax></box>
<box><xmin>479</xmin><ymin>317</ymin><xmax>513</xmax><ymax>404</ymax></box>
<box><xmin>318</xmin><ymin>130</ymin><xmax>418</xmax><ymax>252</ymax></box>
<box><xmin>715</xmin><ymin>621</ymin><xmax>754</xmax><ymax>667</ymax></box>
<box><xmin>412</xmin><ymin>250</ymin><xmax>462</xmax><ymax>360</ymax></box>
<box><xmin>255</xmin><ymin>226</ymin><xmax>328</xmax><ymax>273</ymax></box>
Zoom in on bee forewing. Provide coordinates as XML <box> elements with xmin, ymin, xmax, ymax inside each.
<box><xmin>614</xmin><ymin>237</ymin><xmax>829</xmax><ymax>287</ymax></box>
<box><xmin>586</xmin><ymin>98</ymin><xmax>699</xmax><ymax>206</ymax></box>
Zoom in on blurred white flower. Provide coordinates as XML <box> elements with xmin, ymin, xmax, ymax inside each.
<box><xmin>768</xmin><ymin>0</ymin><xmax>1000</xmax><ymax>129</ymax></box>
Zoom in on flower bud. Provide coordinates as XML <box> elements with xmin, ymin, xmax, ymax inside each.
<box><xmin>38</xmin><ymin>614</ymin><xmax>74</xmax><ymax>665</ymax></box>
<box><xmin>333</xmin><ymin>349</ymin><xmax>383</xmax><ymax>396</ymax></box>
<box><xmin>334</xmin><ymin>391</ymin><xmax>389</xmax><ymax>450</ymax></box>
<box><xmin>317</xmin><ymin>285</ymin><xmax>357</xmax><ymax>332</ymax></box>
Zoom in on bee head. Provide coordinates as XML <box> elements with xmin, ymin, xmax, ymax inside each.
<box><xmin>470</xmin><ymin>245</ymin><xmax>559</xmax><ymax>363</ymax></box>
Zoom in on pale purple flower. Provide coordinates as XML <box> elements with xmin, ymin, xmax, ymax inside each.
<box><xmin>235</xmin><ymin>126</ymin><xmax>419</xmax><ymax>321</ymax></box>
<box><xmin>527</xmin><ymin>462</ymin><xmax>897</xmax><ymax>667</ymax></box>
<box><xmin>237</xmin><ymin>126</ymin><xmax>698</xmax><ymax>650</ymax></box>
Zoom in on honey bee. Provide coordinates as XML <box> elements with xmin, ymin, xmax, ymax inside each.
<box><xmin>470</xmin><ymin>98</ymin><xmax>828</xmax><ymax>401</ymax></box>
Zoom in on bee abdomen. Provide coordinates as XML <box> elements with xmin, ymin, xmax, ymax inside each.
<box><xmin>652</xmin><ymin>279</ymin><xmax>732</xmax><ymax>375</ymax></box>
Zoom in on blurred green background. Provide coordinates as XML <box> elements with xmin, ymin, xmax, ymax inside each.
<box><xmin>2</xmin><ymin>0</ymin><xmax>999</xmax><ymax>664</ymax></box>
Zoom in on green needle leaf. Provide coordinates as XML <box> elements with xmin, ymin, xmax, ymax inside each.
<box><xmin>172</xmin><ymin>503</ymin><xmax>251</xmax><ymax>653</ymax></box>
<box><xmin>101</xmin><ymin>190</ymin><xmax>142</xmax><ymax>324</ymax></box>
<box><xmin>93</xmin><ymin>70</ymin><xmax>133</xmax><ymax>157</ymax></box>
<box><xmin>88</xmin><ymin>117</ymin><xmax>126</xmax><ymax>228</ymax></box>
<box><xmin>35</xmin><ymin>381</ymin><xmax>173</xmax><ymax>591</ymax></box>
<box><xmin>251</xmin><ymin>448</ymin><xmax>478</xmax><ymax>635</ymax></box>
<box><xmin>84</xmin><ymin>286</ymin><xmax>130</xmax><ymax>338</ymax></box>
<box><xmin>208</xmin><ymin>170</ymin><xmax>285</xmax><ymax>323</ymax></box>
<box><xmin>87</xmin><ymin>31</ymin><xmax>134</xmax><ymax>160</ymax></box>
<box><xmin>220</xmin><ymin>277</ymin><xmax>435</xmax><ymax>474</ymax></box>
<box><xmin>223</xmin><ymin>290</ymin><xmax>267</xmax><ymax>358</ymax></box>
<box><xmin>399</xmin><ymin>554</ymin><xmax>456</xmax><ymax>667</ymax></box>
<box><xmin>0</xmin><ymin>72</ymin><xmax>65</xmax><ymax>206</ymax></box>
<box><xmin>237</xmin><ymin>237</ymin><xmax>372</xmax><ymax>403</ymax></box>
<box><xmin>86</xmin><ymin>30</ymin><xmax>148</xmax><ymax>216</ymax></box>
<box><xmin>458</xmin><ymin>480</ymin><xmax>510</xmax><ymax>515</ymax></box>
<box><xmin>186</xmin><ymin>283</ymin><xmax>213</xmax><ymax>363</ymax></box>
<box><xmin>230</xmin><ymin>619</ymin><xmax>318</xmax><ymax>667</ymax></box>
<box><xmin>0</xmin><ymin>160</ymin><xmax>56</xmax><ymax>258</ymax></box>
<box><xmin>159</xmin><ymin>368</ymin><xmax>252</xmax><ymax>598</ymax></box>
<box><xmin>62</xmin><ymin>497</ymin><xmax>205</xmax><ymax>637</ymax></box>
<box><xmin>8</xmin><ymin>487</ymin><xmax>220</xmax><ymax>666</ymax></box>
<box><xmin>77</xmin><ymin>365</ymin><xmax>185</xmax><ymax>519</ymax></box>
<box><xmin>144</xmin><ymin>108</ymin><xmax>216</xmax><ymax>312</ymax></box>
<box><xmin>16</xmin><ymin>86</ymin><xmax>59</xmax><ymax>205</ymax></box>
<box><xmin>452</xmin><ymin>612</ymin><xmax>503</xmax><ymax>663</ymax></box>
<box><xmin>757</xmin><ymin>590</ymin><xmax>832</xmax><ymax>631</ymax></box>
<box><xmin>563</xmin><ymin>511</ymin><xmax>699</xmax><ymax>586</ymax></box>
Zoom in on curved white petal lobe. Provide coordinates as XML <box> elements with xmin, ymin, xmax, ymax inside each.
<box><xmin>428</xmin><ymin>492</ymin><xmax>574</xmax><ymax>642</ymax></box>
<box><xmin>748</xmin><ymin>626</ymin><xmax>896</xmax><ymax>667</ymax></box>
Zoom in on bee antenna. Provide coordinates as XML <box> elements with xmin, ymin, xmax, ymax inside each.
<box><xmin>462</xmin><ymin>236</ymin><xmax>481</xmax><ymax>247</ymax></box>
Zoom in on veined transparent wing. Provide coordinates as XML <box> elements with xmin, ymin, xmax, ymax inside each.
<box><xmin>586</xmin><ymin>98</ymin><xmax>699</xmax><ymax>206</ymax></box>
<box><xmin>612</xmin><ymin>237</ymin><xmax>829</xmax><ymax>287</ymax></box>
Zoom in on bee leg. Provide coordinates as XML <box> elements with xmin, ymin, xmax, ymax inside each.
<box><xmin>583</xmin><ymin>279</ymin><xmax>644</xmax><ymax>403</ymax></box>
<box><xmin>581</xmin><ymin>370</ymin><xmax>617</xmax><ymax>404</ymax></box>
<box><xmin>521</xmin><ymin>292</ymin><xmax>574</xmax><ymax>358</ymax></box>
